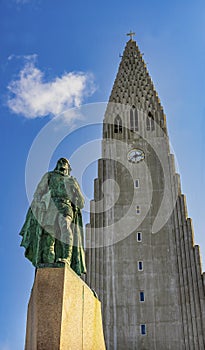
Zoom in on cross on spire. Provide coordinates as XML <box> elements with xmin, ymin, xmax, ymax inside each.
<box><xmin>126</xmin><ymin>30</ymin><xmax>135</xmax><ymax>40</ymax></box>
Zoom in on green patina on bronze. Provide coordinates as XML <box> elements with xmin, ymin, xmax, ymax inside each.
<box><xmin>20</xmin><ymin>158</ymin><xmax>86</xmax><ymax>276</ymax></box>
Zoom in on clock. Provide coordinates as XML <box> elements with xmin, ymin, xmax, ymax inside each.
<box><xmin>127</xmin><ymin>149</ymin><xmax>145</xmax><ymax>163</ymax></box>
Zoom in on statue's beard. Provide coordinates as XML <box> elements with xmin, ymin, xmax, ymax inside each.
<box><xmin>59</xmin><ymin>167</ymin><xmax>68</xmax><ymax>175</ymax></box>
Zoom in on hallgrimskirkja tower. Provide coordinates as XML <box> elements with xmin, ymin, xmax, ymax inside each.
<box><xmin>85</xmin><ymin>35</ymin><xmax>205</xmax><ymax>349</ymax></box>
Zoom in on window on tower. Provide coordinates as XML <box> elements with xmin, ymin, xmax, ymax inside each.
<box><xmin>135</xmin><ymin>179</ymin><xmax>139</xmax><ymax>188</ymax></box>
<box><xmin>139</xmin><ymin>291</ymin><xmax>145</xmax><ymax>302</ymax></box>
<box><xmin>137</xmin><ymin>232</ymin><xmax>142</xmax><ymax>242</ymax></box>
<box><xmin>138</xmin><ymin>261</ymin><xmax>143</xmax><ymax>271</ymax></box>
<box><xmin>136</xmin><ymin>206</ymin><xmax>140</xmax><ymax>214</ymax></box>
<box><xmin>130</xmin><ymin>106</ymin><xmax>138</xmax><ymax>132</ymax></box>
<box><xmin>147</xmin><ymin>111</ymin><xmax>155</xmax><ymax>131</ymax></box>
<box><xmin>146</xmin><ymin>116</ymin><xmax>151</xmax><ymax>131</ymax></box>
<box><xmin>150</xmin><ymin>114</ymin><xmax>155</xmax><ymax>131</ymax></box>
<box><xmin>114</xmin><ymin>115</ymin><xmax>122</xmax><ymax>133</ymax></box>
<box><xmin>135</xmin><ymin>108</ymin><xmax>139</xmax><ymax>131</ymax></box>
<box><xmin>140</xmin><ymin>324</ymin><xmax>146</xmax><ymax>335</ymax></box>
<box><xmin>130</xmin><ymin>109</ymin><xmax>134</xmax><ymax>132</ymax></box>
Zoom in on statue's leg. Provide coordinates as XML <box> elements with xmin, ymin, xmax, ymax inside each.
<box><xmin>57</xmin><ymin>214</ymin><xmax>73</xmax><ymax>265</ymax></box>
<box><xmin>41</xmin><ymin>232</ymin><xmax>55</xmax><ymax>263</ymax></box>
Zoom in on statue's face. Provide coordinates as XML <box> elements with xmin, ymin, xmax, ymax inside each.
<box><xmin>57</xmin><ymin>158</ymin><xmax>70</xmax><ymax>175</ymax></box>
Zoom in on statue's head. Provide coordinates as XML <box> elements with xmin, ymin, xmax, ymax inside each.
<box><xmin>55</xmin><ymin>157</ymin><xmax>71</xmax><ymax>175</ymax></box>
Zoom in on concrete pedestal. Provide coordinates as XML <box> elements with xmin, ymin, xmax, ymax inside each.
<box><xmin>25</xmin><ymin>265</ymin><xmax>106</xmax><ymax>350</ymax></box>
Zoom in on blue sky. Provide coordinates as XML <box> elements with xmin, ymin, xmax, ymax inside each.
<box><xmin>0</xmin><ymin>0</ymin><xmax>205</xmax><ymax>349</ymax></box>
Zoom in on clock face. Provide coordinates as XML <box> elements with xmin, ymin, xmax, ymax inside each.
<box><xmin>127</xmin><ymin>149</ymin><xmax>145</xmax><ymax>163</ymax></box>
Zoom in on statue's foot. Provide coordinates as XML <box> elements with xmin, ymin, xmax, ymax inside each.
<box><xmin>57</xmin><ymin>258</ymin><xmax>71</xmax><ymax>265</ymax></box>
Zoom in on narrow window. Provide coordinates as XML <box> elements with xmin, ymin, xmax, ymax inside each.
<box><xmin>146</xmin><ymin>116</ymin><xmax>151</xmax><ymax>131</ymax></box>
<box><xmin>137</xmin><ymin>232</ymin><xmax>142</xmax><ymax>242</ymax></box>
<box><xmin>130</xmin><ymin>107</ymin><xmax>138</xmax><ymax>132</ymax></box>
<box><xmin>130</xmin><ymin>109</ymin><xmax>134</xmax><ymax>132</ymax></box>
<box><xmin>151</xmin><ymin>116</ymin><xmax>155</xmax><ymax>131</ymax></box>
<box><xmin>134</xmin><ymin>109</ymin><xmax>138</xmax><ymax>131</ymax></box>
<box><xmin>148</xmin><ymin>111</ymin><xmax>155</xmax><ymax>131</ymax></box>
<box><xmin>135</xmin><ymin>179</ymin><xmax>139</xmax><ymax>188</ymax></box>
<box><xmin>139</xmin><ymin>291</ymin><xmax>145</xmax><ymax>302</ymax></box>
<box><xmin>136</xmin><ymin>206</ymin><xmax>140</xmax><ymax>214</ymax></box>
<box><xmin>138</xmin><ymin>261</ymin><xmax>143</xmax><ymax>271</ymax></box>
<box><xmin>140</xmin><ymin>324</ymin><xmax>146</xmax><ymax>335</ymax></box>
<box><xmin>114</xmin><ymin>115</ymin><xmax>122</xmax><ymax>133</ymax></box>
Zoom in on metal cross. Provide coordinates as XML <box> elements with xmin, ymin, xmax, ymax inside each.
<box><xmin>126</xmin><ymin>31</ymin><xmax>135</xmax><ymax>40</ymax></box>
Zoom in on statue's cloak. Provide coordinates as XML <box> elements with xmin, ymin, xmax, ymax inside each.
<box><xmin>20</xmin><ymin>205</ymin><xmax>86</xmax><ymax>275</ymax></box>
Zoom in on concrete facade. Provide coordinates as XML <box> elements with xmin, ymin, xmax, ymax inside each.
<box><xmin>85</xmin><ymin>39</ymin><xmax>205</xmax><ymax>349</ymax></box>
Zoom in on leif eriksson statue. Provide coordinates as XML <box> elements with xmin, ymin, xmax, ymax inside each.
<box><xmin>20</xmin><ymin>158</ymin><xmax>86</xmax><ymax>276</ymax></box>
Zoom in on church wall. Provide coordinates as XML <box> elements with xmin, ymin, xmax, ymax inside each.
<box><xmin>85</xmin><ymin>38</ymin><xmax>205</xmax><ymax>349</ymax></box>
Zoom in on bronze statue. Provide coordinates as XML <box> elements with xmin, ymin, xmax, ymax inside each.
<box><xmin>20</xmin><ymin>158</ymin><xmax>86</xmax><ymax>276</ymax></box>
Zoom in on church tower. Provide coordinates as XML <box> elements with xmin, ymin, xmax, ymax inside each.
<box><xmin>85</xmin><ymin>34</ymin><xmax>205</xmax><ymax>349</ymax></box>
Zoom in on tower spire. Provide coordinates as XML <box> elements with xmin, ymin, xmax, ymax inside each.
<box><xmin>108</xmin><ymin>37</ymin><xmax>165</xmax><ymax>131</ymax></box>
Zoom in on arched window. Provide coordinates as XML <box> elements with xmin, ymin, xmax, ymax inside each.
<box><xmin>114</xmin><ymin>115</ymin><xmax>122</xmax><ymax>133</ymax></box>
<box><xmin>130</xmin><ymin>106</ymin><xmax>138</xmax><ymax>132</ymax></box>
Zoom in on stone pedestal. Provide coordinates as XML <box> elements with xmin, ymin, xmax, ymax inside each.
<box><xmin>25</xmin><ymin>265</ymin><xmax>106</xmax><ymax>350</ymax></box>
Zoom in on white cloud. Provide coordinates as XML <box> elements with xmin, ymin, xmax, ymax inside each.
<box><xmin>7</xmin><ymin>60</ymin><xmax>95</xmax><ymax>119</ymax></box>
<box><xmin>8</xmin><ymin>54</ymin><xmax>38</xmax><ymax>62</ymax></box>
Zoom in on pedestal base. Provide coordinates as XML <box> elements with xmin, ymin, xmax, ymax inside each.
<box><xmin>25</xmin><ymin>265</ymin><xmax>106</xmax><ymax>350</ymax></box>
